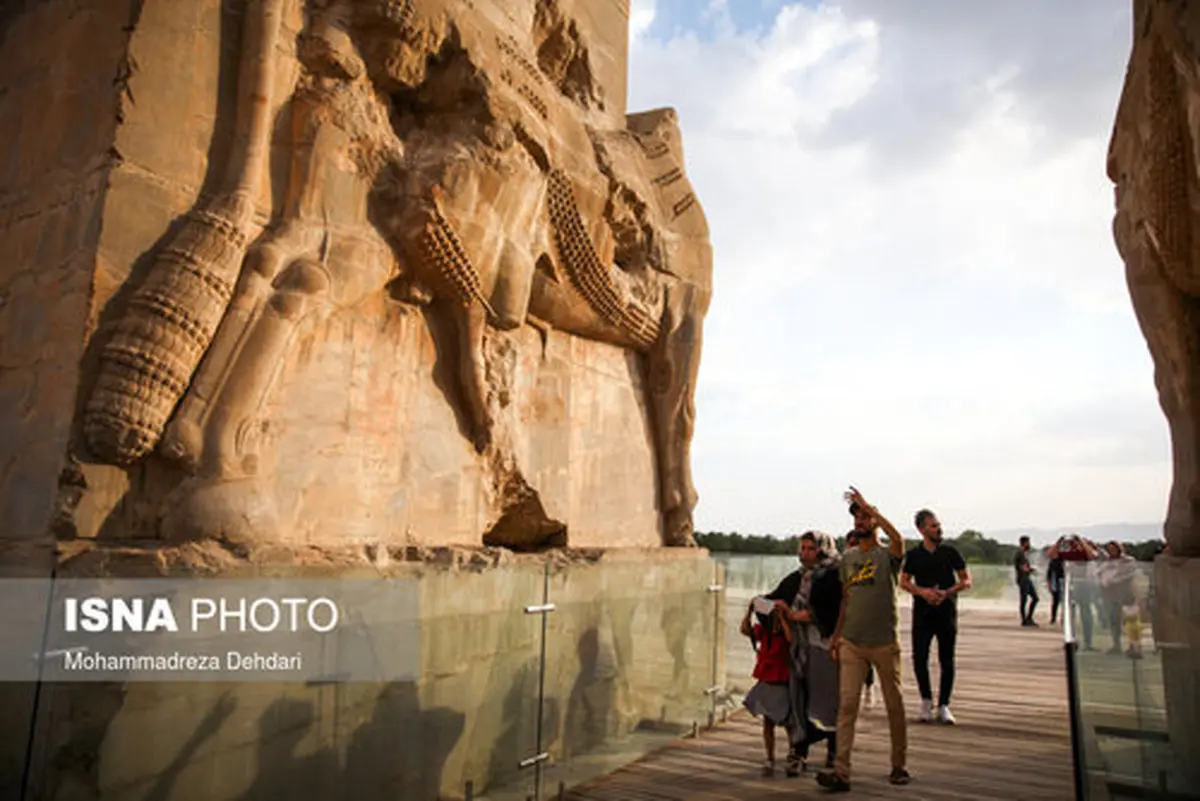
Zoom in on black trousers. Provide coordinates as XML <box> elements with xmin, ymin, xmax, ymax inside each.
<box><xmin>795</xmin><ymin>719</ymin><xmax>837</xmax><ymax>762</ymax></box>
<box><xmin>912</xmin><ymin>611</ymin><xmax>957</xmax><ymax>707</ymax></box>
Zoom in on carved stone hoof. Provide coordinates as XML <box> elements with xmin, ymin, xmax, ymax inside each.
<box><xmin>160</xmin><ymin>476</ymin><xmax>280</xmax><ymax>547</ymax></box>
<box><xmin>159</xmin><ymin>416</ymin><xmax>204</xmax><ymax>470</ymax></box>
<box><xmin>662</xmin><ymin>506</ymin><xmax>696</xmax><ymax>547</ymax></box>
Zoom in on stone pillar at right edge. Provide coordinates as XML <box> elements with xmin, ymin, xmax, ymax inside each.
<box><xmin>1154</xmin><ymin>557</ymin><xmax>1200</xmax><ymax>787</ymax></box>
<box><xmin>1108</xmin><ymin>0</ymin><xmax>1200</xmax><ymax>788</ymax></box>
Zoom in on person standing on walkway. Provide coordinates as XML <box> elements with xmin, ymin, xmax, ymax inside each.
<box><xmin>1048</xmin><ymin>534</ymin><xmax>1101</xmax><ymax>650</ymax></box>
<box><xmin>1014</xmin><ymin>536</ymin><xmax>1039</xmax><ymax>626</ymax></box>
<box><xmin>816</xmin><ymin>487</ymin><xmax>910</xmax><ymax>792</ymax></box>
<box><xmin>900</xmin><ymin>509</ymin><xmax>972</xmax><ymax>725</ymax></box>
<box><xmin>740</xmin><ymin>599</ymin><xmax>796</xmax><ymax>776</ymax></box>
<box><xmin>843</xmin><ymin>530</ymin><xmax>877</xmax><ymax>710</ymax></box>
<box><xmin>767</xmin><ymin>530</ymin><xmax>843</xmax><ymax>774</ymax></box>
<box><xmin>1047</xmin><ymin>551</ymin><xmax>1065</xmax><ymax>625</ymax></box>
<box><xmin>1096</xmin><ymin>540</ymin><xmax>1138</xmax><ymax>655</ymax></box>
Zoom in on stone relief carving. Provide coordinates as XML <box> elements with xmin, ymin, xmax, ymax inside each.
<box><xmin>1108</xmin><ymin>0</ymin><xmax>1200</xmax><ymax>557</ymax></box>
<box><xmin>79</xmin><ymin>0</ymin><xmax>712</xmax><ymax>548</ymax></box>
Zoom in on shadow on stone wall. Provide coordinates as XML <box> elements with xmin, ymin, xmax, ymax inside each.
<box><xmin>561</xmin><ymin>627</ymin><xmax>616</xmax><ymax>758</ymax></box>
<box><xmin>12</xmin><ymin>680</ymin><xmax>469</xmax><ymax>801</ymax></box>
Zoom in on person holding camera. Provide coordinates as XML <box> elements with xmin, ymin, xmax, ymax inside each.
<box><xmin>1048</xmin><ymin>534</ymin><xmax>1101</xmax><ymax>649</ymax></box>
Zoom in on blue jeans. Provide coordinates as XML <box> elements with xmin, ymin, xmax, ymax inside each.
<box><xmin>1019</xmin><ymin>578</ymin><xmax>1039</xmax><ymax>622</ymax></box>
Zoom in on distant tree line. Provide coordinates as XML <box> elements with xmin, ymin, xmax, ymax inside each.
<box><xmin>695</xmin><ymin>529</ymin><xmax>1166</xmax><ymax>564</ymax></box>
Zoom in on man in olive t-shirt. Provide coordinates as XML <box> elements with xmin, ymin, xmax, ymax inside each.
<box><xmin>816</xmin><ymin>487</ymin><xmax>910</xmax><ymax>793</ymax></box>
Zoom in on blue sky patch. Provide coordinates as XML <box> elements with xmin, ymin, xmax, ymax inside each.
<box><xmin>643</xmin><ymin>0</ymin><xmax>800</xmax><ymax>42</ymax></box>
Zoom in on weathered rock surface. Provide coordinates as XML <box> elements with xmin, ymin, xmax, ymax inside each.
<box><xmin>0</xmin><ymin>0</ymin><xmax>712</xmax><ymax>552</ymax></box>
<box><xmin>1110</xmin><ymin>0</ymin><xmax>1200</xmax><ymax>560</ymax></box>
<box><xmin>1109</xmin><ymin>0</ymin><xmax>1200</xmax><ymax>787</ymax></box>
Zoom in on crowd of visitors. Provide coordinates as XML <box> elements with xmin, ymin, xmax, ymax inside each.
<box><xmin>739</xmin><ymin>488</ymin><xmax>952</xmax><ymax>791</ymax></box>
<box><xmin>1040</xmin><ymin>534</ymin><xmax>1148</xmax><ymax>657</ymax></box>
<box><xmin>740</xmin><ymin>487</ymin><xmax>1151</xmax><ymax>792</ymax></box>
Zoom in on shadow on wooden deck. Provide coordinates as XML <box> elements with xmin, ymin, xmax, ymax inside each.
<box><xmin>565</xmin><ymin>607</ymin><xmax>1073</xmax><ymax>800</ymax></box>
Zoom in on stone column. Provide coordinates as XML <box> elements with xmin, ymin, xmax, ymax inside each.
<box><xmin>1108</xmin><ymin>1</ymin><xmax>1200</xmax><ymax>788</ymax></box>
<box><xmin>1154</xmin><ymin>556</ymin><xmax>1200</xmax><ymax>787</ymax></box>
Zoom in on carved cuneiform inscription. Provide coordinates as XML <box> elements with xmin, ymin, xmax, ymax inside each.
<box><xmin>497</xmin><ymin>35</ymin><xmax>545</xmax><ymax>86</ymax></box>
<box><xmin>497</xmin><ymin>35</ymin><xmax>549</xmax><ymax>120</ymax></box>
<box><xmin>517</xmin><ymin>82</ymin><xmax>549</xmax><ymax>119</ymax></box>
<box><xmin>546</xmin><ymin>170</ymin><xmax>660</xmax><ymax>349</ymax></box>
<box><xmin>672</xmin><ymin>192</ymin><xmax>696</xmax><ymax>218</ymax></box>
<box><xmin>1144</xmin><ymin>35</ymin><xmax>1192</xmax><ymax>277</ymax></box>
<box><xmin>421</xmin><ymin>207</ymin><xmax>488</xmax><ymax>308</ymax></box>
<box><xmin>652</xmin><ymin>167</ymin><xmax>683</xmax><ymax>188</ymax></box>
<box><xmin>637</xmin><ymin>137</ymin><xmax>669</xmax><ymax>159</ymax></box>
<box><xmin>83</xmin><ymin>209</ymin><xmax>242</xmax><ymax>464</ymax></box>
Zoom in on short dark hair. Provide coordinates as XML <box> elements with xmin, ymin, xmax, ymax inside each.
<box><xmin>848</xmin><ymin>502</ymin><xmax>862</xmax><ymax>516</ymax></box>
<box><xmin>1019</xmin><ymin>535</ymin><xmax>1031</xmax><ymax>546</ymax></box>
<box><xmin>914</xmin><ymin>509</ymin><xmax>934</xmax><ymax>529</ymax></box>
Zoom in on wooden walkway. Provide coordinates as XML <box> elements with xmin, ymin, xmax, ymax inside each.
<box><xmin>565</xmin><ymin>608</ymin><xmax>1073</xmax><ymax>800</ymax></box>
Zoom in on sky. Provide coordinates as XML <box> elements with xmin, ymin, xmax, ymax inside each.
<box><xmin>623</xmin><ymin>0</ymin><xmax>1171</xmax><ymax>541</ymax></box>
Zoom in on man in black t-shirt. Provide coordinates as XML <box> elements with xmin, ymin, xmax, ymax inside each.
<box><xmin>900</xmin><ymin>509</ymin><xmax>972</xmax><ymax>725</ymax></box>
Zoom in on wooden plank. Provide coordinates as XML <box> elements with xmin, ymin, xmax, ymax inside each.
<box><xmin>565</xmin><ymin>608</ymin><xmax>1075</xmax><ymax>800</ymax></box>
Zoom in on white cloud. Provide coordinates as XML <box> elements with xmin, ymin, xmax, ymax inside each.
<box><xmin>629</xmin><ymin>0</ymin><xmax>657</xmax><ymax>42</ymax></box>
<box><xmin>626</xmin><ymin>1</ymin><xmax>1170</xmax><ymax>540</ymax></box>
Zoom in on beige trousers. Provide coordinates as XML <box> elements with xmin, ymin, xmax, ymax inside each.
<box><xmin>834</xmin><ymin>639</ymin><xmax>907</xmax><ymax>778</ymax></box>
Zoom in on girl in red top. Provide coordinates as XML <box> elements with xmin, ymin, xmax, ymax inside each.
<box><xmin>740</xmin><ymin>598</ymin><xmax>795</xmax><ymax>776</ymax></box>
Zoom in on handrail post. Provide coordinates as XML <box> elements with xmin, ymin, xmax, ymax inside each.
<box><xmin>707</xmin><ymin>570</ymin><xmax>725</xmax><ymax>727</ymax></box>
<box><xmin>1063</xmin><ymin>571</ymin><xmax>1086</xmax><ymax>801</ymax></box>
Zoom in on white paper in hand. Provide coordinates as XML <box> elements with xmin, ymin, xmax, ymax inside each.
<box><xmin>751</xmin><ymin>596</ymin><xmax>775</xmax><ymax>616</ymax></box>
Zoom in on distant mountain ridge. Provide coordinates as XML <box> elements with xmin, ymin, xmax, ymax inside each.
<box><xmin>982</xmin><ymin>522</ymin><xmax>1163</xmax><ymax>547</ymax></box>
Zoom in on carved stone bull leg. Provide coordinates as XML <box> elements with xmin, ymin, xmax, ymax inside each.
<box><xmin>160</xmin><ymin>223</ymin><xmax>323</xmax><ymax>469</ymax></box>
<box><xmin>1118</xmin><ymin>214</ymin><xmax>1200</xmax><ymax>558</ymax></box>
<box><xmin>449</xmin><ymin>298</ymin><xmax>493</xmax><ymax>452</ymax></box>
<box><xmin>160</xmin><ymin>245</ymin><xmax>333</xmax><ymax>544</ymax></box>
<box><xmin>417</xmin><ymin>167</ymin><xmax>547</xmax><ymax>452</ymax></box>
<box><xmin>648</xmin><ymin>281</ymin><xmax>708</xmax><ymax>547</ymax></box>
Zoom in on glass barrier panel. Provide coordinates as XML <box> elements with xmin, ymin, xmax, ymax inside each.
<box><xmin>16</xmin><ymin>564</ymin><xmax>549</xmax><ymax>801</ymax></box>
<box><xmin>1063</xmin><ymin>559</ymin><xmax>1200</xmax><ymax>800</ymax></box>
<box><xmin>537</xmin><ymin>555</ymin><xmax>718</xmax><ymax>797</ymax></box>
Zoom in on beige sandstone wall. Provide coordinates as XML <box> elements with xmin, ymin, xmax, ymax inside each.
<box><xmin>32</xmin><ymin>0</ymin><xmax>697</xmax><ymax>551</ymax></box>
<box><xmin>0</xmin><ymin>1</ymin><xmax>133</xmax><ymax>545</ymax></box>
<box><xmin>569</xmin><ymin>0</ymin><xmax>631</xmax><ymax>122</ymax></box>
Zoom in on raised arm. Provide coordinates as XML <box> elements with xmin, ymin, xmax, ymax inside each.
<box><xmin>739</xmin><ymin>602</ymin><xmax>753</xmax><ymax>637</ymax></box>
<box><xmin>847</xmin><ymin>486</ymin><xmax>904</xmax><ymax>559</ymax></box>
